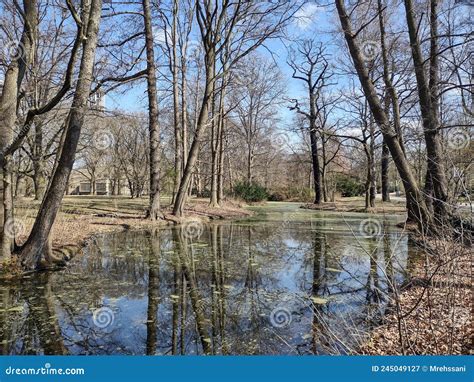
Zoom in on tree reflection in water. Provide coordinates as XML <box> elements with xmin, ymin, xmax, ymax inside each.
<box><xmin>0</xmin><ymin>210</ymin><xmax>413</xmax><ymax>355</ymax></box>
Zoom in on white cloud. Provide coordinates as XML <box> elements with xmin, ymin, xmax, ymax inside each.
<box><xmin>293</xmin><ymin>3</ymin><xmax>320</xmax><ymax>30</ymax></box>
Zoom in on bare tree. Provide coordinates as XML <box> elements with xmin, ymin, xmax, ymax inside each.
<box><xmin>172</xmin><ymin>0</ymin><xmax>299</xmax><ymax>216</ymax></box>
<box><xmin>335</xmin><ymin>0</ymin><xmax>432</xmax><ymax>228</ymax></box>
<box><xmin>18</xmin><ymin>0</ymin><xmax>103</xmax><ymax>269</ymax></box>
<box><xmin>288</xmin><ymin>40</ymin><xmax>335</xmax><ymax>204</ymax></box>
<box><xmin>143</xmin><ymin>0</ymin><xmax>162</xmax><ymax>220</ymax></box>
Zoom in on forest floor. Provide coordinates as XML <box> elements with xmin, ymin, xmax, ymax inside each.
<box><xmin>360</xmin><ymin>239</ymin><xmax>472</xmax><ymax>355</ymax></box>
<box><xmin>10</xmin><ymin>195</ymin><xmax>252</xmax><ymax>262</ymax></box>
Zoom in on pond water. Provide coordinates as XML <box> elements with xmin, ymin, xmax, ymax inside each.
<box><xmin>0</xmin><ymin>203</ymin><xmax>419</xmax><ymax>355</ymax></box>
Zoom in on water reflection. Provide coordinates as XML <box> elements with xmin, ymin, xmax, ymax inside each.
<box><xmin>0</xmin><ymin>207</ymin><xmax>415</xmax><ymax>355</ymax></box>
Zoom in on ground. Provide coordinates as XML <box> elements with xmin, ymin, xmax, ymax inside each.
<box><xmin>302</xmin><ymin>195</ymin><xmax>407</xmax><ymax>214</ymax></box>
<box><xmin>360</xmin><ymin>239</ymin><xmax>472</xmax><ymax>355</ymax></box>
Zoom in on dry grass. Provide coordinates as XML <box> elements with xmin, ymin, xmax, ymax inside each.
<box><xmin>11</xmin><ymin>195</ymin><xmax>252</xmax><ymax>252</ymax></box>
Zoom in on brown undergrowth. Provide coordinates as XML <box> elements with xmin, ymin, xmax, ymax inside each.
<box><xmin>361</xmin><ymin>236</ymin><xmax>472</xmax><ymax>355</ymax></box>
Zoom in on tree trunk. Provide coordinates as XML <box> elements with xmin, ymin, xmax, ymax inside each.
<box><xmin>33</xmin><ymin>121</ymin><xmax>47</xmax><ymax>201</ymax></box>
<box><xmin>246</xmin><ymin>144</ymin><xmax>253</xmax><ymax>185</ymax></box>
<box><xmin>143</xmin><ymin>0</ymin><xmax>162</xmax><ymax>221</ymax></box>
<box><xmin>381</xmin><ymin>140</ymin><xmax>391</xmax><ymax>202</ymax></box>
<box><xmin>171</xmin><ymin>0</ymin><xmax>182</xmax><ymax>205</ymax></box>
<box><xmin>181</xmin><ymin>56</ymin><xmax>188</xmax><ymax>174</ymax></box>
<box><xmin>209</xmin><ymin>68</ymin><xmax>219</xmax><ymax>207</ymax></box>
<box><xmin>404</xmin><ymin>0</ymin><xmax>448</xmax><ymax>223</ymax></box>
<box><xmin>17</xmin><ymin>0</ymin><xmax>102</xmax><ymax>270</ymax></box>
<box><xmin>335</xmin><ymin>0</ymin><xmax>431</xmax><ymax>228</ymax></box>
<box><xmin>309</xmin><ymin>127</ymin><xmax>322</xmax><ymax>204</ymax></box>
<box><xmin>0</xmin><ymin>0</ymin><xmax>37</xmax><ymax>262</ymax></box>
<box><xmin>217</xmin><ymin>116</ymin><xmax>226</xmax><ymax>204</ymax></box>
<box><xmin>376</xmin><ymin>0</ymin><xmax>394</xmax><ymax>205</ymax></box>
<box><xmin>173</xmin><ymin>49</ymin><xmax>216</xmax><ymax>217</ymax></box>
<box><xmin>321</xmin><ymin>134</ymin><xmax>328</xmax><ymax>202</ymax></box>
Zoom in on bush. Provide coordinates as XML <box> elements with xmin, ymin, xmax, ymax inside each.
<box><xmin>335</xmin><ymin>175</ymin><xmax>365</xmax><ymax>197</ymax></box>
<box><xmin>268</xmin><ymin>191</ymin><xmax>286</xmax><ymax>201</ymax></box>
<box><xmin>233</xmin><ymin>182</ymin><xmax>268</xmax><ymax>202</ymax></box>
<box><xmin>269</xmin><ymin>187</ymin><xmax>313</xmax><ymax>202</ymax></box>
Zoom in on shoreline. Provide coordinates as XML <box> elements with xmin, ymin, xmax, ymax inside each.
<box><xmin>0</xmin><ymin>197</ymin><xmax>253</xmax><ymax>280</ymax></box>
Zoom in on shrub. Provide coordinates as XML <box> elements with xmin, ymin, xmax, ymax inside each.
<box><xmin>268</xmin><ymin>187</ymin><xmax>314</xmax><ymax>202</ymax></box>
<box><xmin>233</xmin><ymin>182</ymin><xmax>268</xmax><ymax>202</ymax></box>
<box><xmin>335</xmin><ymin>175</ymin><xmax>365</xmax><ymax>197</ymax></box>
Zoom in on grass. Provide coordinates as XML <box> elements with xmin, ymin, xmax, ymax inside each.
<box><xmin>303</xmin><ymin>195</ymin><xmax>408</xmax><ymax>214</ymax></box>
<box><xmin>9</xmin><ymin>195</ymin><xmax>251</xmax><ymax>255</ymax></box>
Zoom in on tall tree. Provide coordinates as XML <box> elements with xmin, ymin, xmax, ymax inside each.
<box><xmin>172</xmin><ymin>0</ymin><xmax>297</xmax><ymax>216</ymax></box>
<box><xmin>18</xmin><ymin>0</ymin><xmax>103</xmax><ymax>269</ymax></box>
<box><xmin>404</xmin><ymin>0</ymin><xmax>448</xmax><ymax>222</ymax></box>
<box><xmin>335</xmin><ymin>0</ymin><xmax>432</xmax><ymax>228</ymax></box>
<box><xmin>288</xmin><ymin>41</ymin><xmax>334</xmax><ymax>204</ymax></box>
<box><xmin>143</xmin><ymin>0</ymin><xmax>162</xmax><ymax>221</ymax></box>
<box><xmin>0</xmin><ymin>0</ymin><xmax>38</xmax><ymax>261</ymax></box>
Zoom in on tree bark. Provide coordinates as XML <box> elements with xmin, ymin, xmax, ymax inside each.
<box><xmin>381</xmin><ymin>140</ymin><xmax>391</xmax><ymax>202</ymax></box>
<box><xmin>143</xmin><ymin>0</ymin><xmax>162</xmax><ymax>221</ymax></box>
<box><xmin>173</xmin><ymin>49</ymin><xmax>216</xmax><ymax>216</ymax></box>
<box><xmin>17</xmin><ymin>0</ymin><xmax>102</xmax><ymax>270</ymax></box>
<box><xmin>309</xmin><ymin>128</ymin><xmax>322</xmax><ymax>204</ymax></box>
<box><xmin>0</xmin><ymin>0</ymin><xmax>37</xmax><ymax>262</ymax></box>
<box><xmin>209</xmin><ymin>66</ymin><xmax>220</xmax><ymax>207</ymax></box>
<box><xmin>335</xmin><ymin>0</ymin><xmax>431</xmax><ymax>228</ymax></box>
<box><xmin>171</xmin><ymin>0</ymin><xmax>182</xmax><ymax>205</ymax></box>
<box><xmin>217</xmin><ymin>113</ymin><xmax>226</xmax><ymax>204</ymax></box>
<box><xmin>309</xmin><ymin>89</ymin><xmax>323</xmax><ymax>206</ymax></box>
<box><xmin>404</xmin><ymin>0</ymin><xmax>448</xmax><ymax>223</ymax></box>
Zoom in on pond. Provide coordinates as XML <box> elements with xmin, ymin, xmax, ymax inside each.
<box><xmin>0</xmin><ymin>203</ymin><xmax>419</xmax><ymax>355</ymax></box>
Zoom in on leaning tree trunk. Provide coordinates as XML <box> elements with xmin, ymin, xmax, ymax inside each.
<box><xmin>381</xmin><ymin>140</ymin><xmax>391</xmax><ymax>202</ymax></box>
<box><xmin>335</xmin><ymin>0</ymin><xmax>431</xmax><ymax>229</ymax></box>
<box><xmin>18</xmin><ymin>0</ymin><xmax>102</xmax><ymax>270</ymax></box>
<box><xmin>143</xmin><ymin>0</ymin><xmax>162</xmax><ymax>221</ymax></box>
<box><xmin>378</xmin><ymin>0</ymin><xmax>392</xmax><ymax>205</ymax></box>
<box><xmin>404</xmin><ymin>0</ymin><xmax>448</xmax><ymax>224</ymax></box>
<box><xmin>0</xmin><ymin>0</ymin><xmax>37</xmax><ymax>262</ymax></box>
<box><xmin>173</xmin><ymin>49</ymin><xmax>216</xmax><ymax>217</ymax></box>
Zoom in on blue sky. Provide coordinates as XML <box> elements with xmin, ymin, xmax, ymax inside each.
<box><xmin>105</xmin><ymin>1</ymin><xmax>340</xmax><ymax>130</ymax></box>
